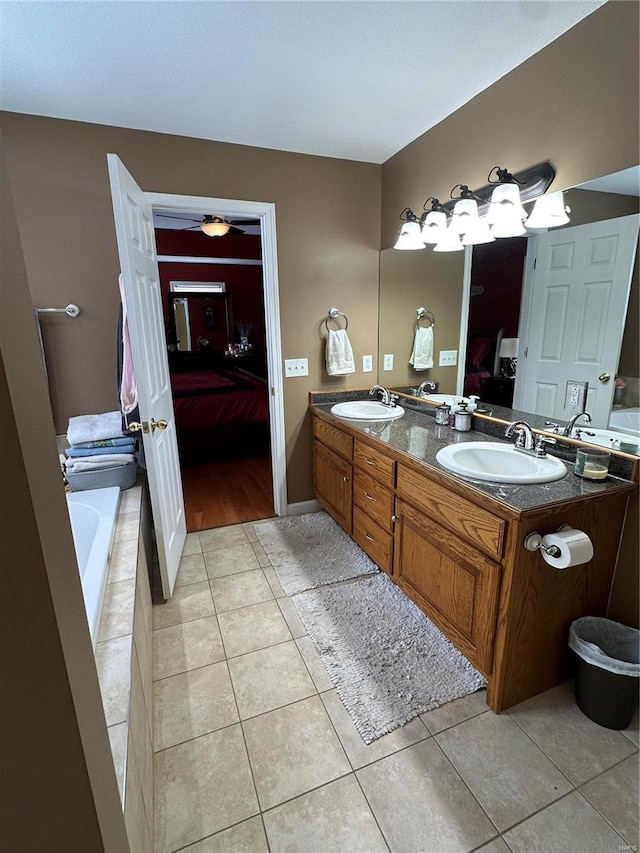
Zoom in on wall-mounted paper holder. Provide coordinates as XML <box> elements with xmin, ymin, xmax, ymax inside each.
<box><xmin>523</xmin><ymin>524</ymin><xmax>572</xmax><ymax>557</ymax></box>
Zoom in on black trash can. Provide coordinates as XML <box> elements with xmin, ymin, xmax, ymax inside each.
<box><xmin>569</xmin><ymin>617</ymin><xmax>639</xmax><ymax>730</ymax></box>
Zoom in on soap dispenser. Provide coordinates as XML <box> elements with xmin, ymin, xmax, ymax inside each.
<box><xmin>468</xmin><ymin>395</ymin><xmax>479</xmax><ymax>412</ymax></box>
<box><xmin>454</xmin><ymin>401</ymin><xmax>472</xmax><ymax>432</ymax></box>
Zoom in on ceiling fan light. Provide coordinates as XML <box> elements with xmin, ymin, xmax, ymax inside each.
<box><xmin>394</xmin><ymin>221</ymin><xmax>425</xmax><ymax>250</ymax></box>
<box><xmin>433</xmin><ymin>222</ymin><xmax>464</xmax><ymax>252</ymax></box>
<box><xmin>200</xmin><ymin>218</ymin><xmax>232</xmax><ymax>237</ymax></box>
<box><xmin>421</xmin><ymin>211</ymin><xmax>448</xmax><ymax>244</ymax></box>
<box><xmin>525</xmin><ymin>191</ymin><xmax>571</xmax><ymax>229</ymax></box>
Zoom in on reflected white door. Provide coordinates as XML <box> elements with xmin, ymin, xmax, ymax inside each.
<box><xmin>108</xmin><ymin>154</ymin><xmax>186</xmax><ymax>598</ymax></box>
<box><xmin>517</xmin><ymin>214</ymin><xmax>639</xmax><ymax>427</ymax></box>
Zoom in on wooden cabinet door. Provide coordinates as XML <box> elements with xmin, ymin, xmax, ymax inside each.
<box><xmin>393</xmin><ymin>499</ymin><xmax>500</xmax><ymax>674</ymax></box>
<box><xmin>313</xmin><ymin>440</ymin><xmax>353</xmax><ymax>533</ymax></box>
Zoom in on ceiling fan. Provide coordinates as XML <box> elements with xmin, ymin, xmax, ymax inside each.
<box><xmin>155</xmin><ymin>213</ymin><xmax>259</xmax><ymax>236</ymax></box>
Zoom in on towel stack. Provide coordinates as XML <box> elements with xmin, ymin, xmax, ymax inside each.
<box><xmin>63</xmin><ymin>411</ymin><xmax>137</xmax><ymax>475</ymax></box>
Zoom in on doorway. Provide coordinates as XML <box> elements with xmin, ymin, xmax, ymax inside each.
<box><xmin>146</xmin><ymin>192</ymin><xmax>287</xmax><ymax>531</ymax></box>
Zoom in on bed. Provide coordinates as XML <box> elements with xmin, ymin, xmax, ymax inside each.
<box><xmin>170</xmin><ymin>366</ymin><xmax>270</xmax><ymax>461</ymax></box>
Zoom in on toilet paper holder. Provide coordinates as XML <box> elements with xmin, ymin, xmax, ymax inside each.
<box><xmin>523</xmin><ymin>524</ymin><xmax>573</xmax><ymax>558</ymax></box>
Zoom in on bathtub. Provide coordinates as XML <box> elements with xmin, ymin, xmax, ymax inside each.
<box><xmin>609</xmin><ymin>407</ymin><xmax>640</xmax><ymax>438</ymax></box>
<box><xmin>66</xmin><ymin>487</ymin><xmax>121</xmax><ymax>648</ymax></box>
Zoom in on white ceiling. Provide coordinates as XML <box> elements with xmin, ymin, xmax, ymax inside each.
<box><xmin>0</xmin><ymin>1</ymin><xmax>605</xmax><ymax>164</ymax></box>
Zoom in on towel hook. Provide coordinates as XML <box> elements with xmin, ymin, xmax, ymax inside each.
<box><xmin>325</xmin><ymin>307</ymin><xmax>349</xmax><ymax>332</ymax></box>
<box><xmin>416</xmin><ymin>307</ymin><xmax>435</xmax><ymax>328</ymax></box>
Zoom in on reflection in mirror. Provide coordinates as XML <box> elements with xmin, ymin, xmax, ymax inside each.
<box><xmin>169</xmin><ymin>292</ymin><xmax>232</xmax><ymax>353</ymax></box>
<box><xmin>380</xmin><ymin>166</ymin><xmax>640</xmax><ymax>454</ymax></box>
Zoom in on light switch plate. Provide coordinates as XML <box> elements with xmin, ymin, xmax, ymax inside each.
<box><xmin>284</xmin><ymin>358</ymin><xmax>309</xmax><ymax>377</ymax></box>
<box><xmin>439</xmin><ymin>350</ymin><xmax>458</xmax><ymax>367</ymax></box>
<box><xmin>362</xmin><ymin>355</ymin><xmax>373</xmax><ymax>373</ymax></box>
<box><xmin>383</xmin><ymin>354</ymin><xmax>394</xmax><ymax>371</ymax></box>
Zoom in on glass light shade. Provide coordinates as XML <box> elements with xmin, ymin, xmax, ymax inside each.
<box><xmin>525</xmin><ymin>191</ymin><xmax>571</xmax><ymax>229</ymax></box>
<box><xmin>433</xmin><ymin>222</ymin><xmax>464</xmax><ymax>252</ymax></box>
<box><xmin>486</xmin><ymin>183</ymin><xmax>528</xmax><ymax>224</ymax></box>
<box><xmin>200</xmin><ymin>220</ymin><xmax>231</xmax><ymax>237</ymax></box>
<box><xmin>499</xmin><ymin>337</ymin><xmax>519</xmax><ymax>359</ymax></box>
<box><xmin>421</xmin><ymin>210</ymin><xmax>447</xmax><ymax>244</ymax></box>
<box><xmin>394</xmin><ymin>220</ymin><xmax>425</xmax><ymax>250</ymax></box>
<box><xmin>488</xmin><ymin>205</ymin><xmax>527</xmax><ymax>237</ymax></box>
<box><xmin>461</xmin><ymin>216</ymin><xmax>495</xmax><ymax>246</ymax></box>
<box><xmin>450</xmin><ymin>198</ymin><xmax>480</xmax><ymax>235</ymax></box>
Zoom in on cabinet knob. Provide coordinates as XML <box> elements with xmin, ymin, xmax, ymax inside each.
<box><xmin>364</xmin><ymin>532</ymin><xmax>374</xmax><ymax>541</ymax></box>
<box><xmin>365</xmin><ymin>457</ymin><xmax>375</xmax><ymax>466</ymax></box>
<box><xmin>364</xmin><ymin>491</ymin><xmax>376</xmax><ymax>502</ymax></box>
<box><xmin>343</xmin><ymin>475</ymin><xmax>350</xmax><ymax>482</ymax></box>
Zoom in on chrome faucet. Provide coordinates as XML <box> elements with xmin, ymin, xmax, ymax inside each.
<box><xmin>563</xmin><ymin>411</ymin><xmax>592</xmax><ymax>437</ymax></box>
<box><xmin>369</xmin><ymin>384</ymin><xmax>398</xmax><ymax>407</ymax></box>
<box><xmin>505</xmin><ymin>420</ymin><xmax>535</xmax><ymax>452</ymax></box>
<box><xmin>415</xmin><ymin>380</ymin><xmax>437</xmax><ymax>397</ymax></box>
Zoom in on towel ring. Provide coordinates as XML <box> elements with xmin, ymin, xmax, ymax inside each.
<box><xmin>416</xmin><ymin>307</ymin><xmax>435</xmax><ymax>329</ymax></box>
<box><xmin>325</xmin><ymin>307</ymin><xmax>349</xmax><ymax>332</ymax></box>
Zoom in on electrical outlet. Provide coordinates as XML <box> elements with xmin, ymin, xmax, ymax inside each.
<box><xmin>362</xmin><ymin>355</ymin><xmax>373</xmax><ymax>373</ymax></box>
<box><xmin>439</xmin><ymin>350</ymin><xmax>458</xmax><ymax>367</ymax></box>
<box><xmin>284</xmin><ymin>358</ymin><xmax>309</xmax><ymax>377</ymax></box>
<box><xmin>565</xmin><ymin>380</ymin><xmax>588</xmax><ymax>410</ymax></box>
<box><xmin>383</xmin><ymin>354</ymin><xmax>394</xmax><ymax>371</ymax></box>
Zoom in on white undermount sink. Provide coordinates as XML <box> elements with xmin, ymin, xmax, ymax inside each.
<box><xmin>330</xmin><ymin>400</ymin><xmax>405</xmax><ymax>421</ymax></box>
<box><xmin>436</xmin><ymin>441</ymin><xmax>567</xmax><ymax>484</ymax></box>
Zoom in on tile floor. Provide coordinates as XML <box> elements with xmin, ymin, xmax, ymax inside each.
<box><xmin>152</xmin><ymin>521</ymin><xmax>639</xmax><ymax>853</ymax></box>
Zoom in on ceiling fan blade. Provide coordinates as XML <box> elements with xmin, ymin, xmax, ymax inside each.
<box><xmin>228</xmin><ymin>226</ymin><xmax>245</xmax><ymax>235</ymax></box>
<box><xmin>156</xmin><ymin>214</ymin><xmax>201</xmax><ymax>223</ymax></box>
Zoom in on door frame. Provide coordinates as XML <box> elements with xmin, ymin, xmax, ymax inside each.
<box><xmin>146</xmin><ymin>191</ymin><xmax>287</xmax><ymax>516</ymax></box>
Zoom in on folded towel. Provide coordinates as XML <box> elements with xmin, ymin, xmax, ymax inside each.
<box><xmin>325</xmin><ymin>329</ymin><xmax>355</xmax><ymax>376</ymax></box>
<box><xmin>65</xmin><ymin>441</ymin><xmax>136</xmax><ymax>458</ymax></box>
<box><xmin>67</xmin><ymin>411</ymin><xmax>124</xmax><ymax>446</ymax></box>
<box><xmin>65</xmin><ymin>459</ymin><xmax>135</xmax><ymax>474</ymax></box>
<box><xmin>72</xmin><ymin>437</ymin><xmax>135</xmax><ymax>449</ymax></box>
<box><xmin>65</xmin><ymin>453</ymin><xmax>135</xmax><ymax>471</ymax></box>
<box><xmin>409</xmin><ymin>326</ymin><xmax>434</xmax><ymax>371</ymax></box>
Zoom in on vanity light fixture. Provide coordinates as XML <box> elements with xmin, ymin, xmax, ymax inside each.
<box><xmin>485</xmin><ymin>166</ymin><xmax>529</xmax><ymax>237</ymax></box>
<box><xmin>449</xmin><ymin>185</ymin><xmax>495</xmax><ymax>246</ymax></box>
<box><xmin>393</xmin><ymin>209</ymin><xmax>427</xmax><ymax>250</ymax></box>
<box><xmin>525</xmin><ymin>190</ymin><xmax>571</xmax><ymax>229</ymax></box>
<box><xmin>420</xmin><ymin>197</ymin><xmax>449</xmax><ymax>244</ymax></box>
<box><xmin>433</xmin><ymin>221</ymin><xmax>464</xmax><ymax>252</ymax></box>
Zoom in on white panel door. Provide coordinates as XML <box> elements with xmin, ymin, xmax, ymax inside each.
<box><xmin>107</xmin><ymin>154</ymin><xmax>186</xmax><ymax>598</ymax></box>
<box><xmin>517</xmin><ymin>214</ymin><xmax>639</xmax><ymax>427</ymax></box>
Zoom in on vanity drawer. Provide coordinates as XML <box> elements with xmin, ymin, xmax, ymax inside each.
<box><xmin>354</xmin><ymin>469</ymin><xmax>394</xmax><ymax>532</ymax></box>
<box><xmin>353</xmin><ymin>506</ymin><xmax>392</xmax><ymax>574</ymax></box>
<box><xmin>396</xmin><ymin>464</ymin><xmax>505</xmax><ymax>560</ymax></box>
<box><xmin>354</xmin><ymin>440</ymin><xmax>395</xmax><ymax>487</ymax></box>
<box><xmin>314</xmin><ymin>416</ymin><xmax>353</xmax><ymax>460</ymax></box>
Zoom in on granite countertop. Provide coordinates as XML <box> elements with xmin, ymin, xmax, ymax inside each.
<box><xmin>310</xmin><ymin>392</ymin><xmax>636</xmax><ymax>514</ymax></box>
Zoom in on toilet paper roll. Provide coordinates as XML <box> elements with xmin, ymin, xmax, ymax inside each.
<box><xmin>540</xmin><ymin>529</ymin><xmax>594</xmax><ymax>569</ymax></box>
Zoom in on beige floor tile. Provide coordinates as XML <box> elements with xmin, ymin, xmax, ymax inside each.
<box><xmin>175</xmin><ymin>553</ymin><xmax>208</xmax><ymax>587</ymax></box>
<box><xmin>276</xmin><ymin>596</ymin><xmax>306</xmax><ymax>638</ymax></box>
<box><xmin>581</xmin><ymin>754</ymin><xmax>640</xmax><ymax>846</ymax></box>
<box><xmin>420</xmin><ymin>689</ymin><xmax>489</xmax><ymax>734</ymax></box>
<box><xmin>218</xmin><ymin>600</ymin><xmax>292</xmax><ymax>658</ymax></box>
<box><xmin>357</xmin><ymin>739</ymin><xmax>495</xmax><ymax>852</ymax></box>
<box><xmin>154</xmin><ymin>661</ymin><xmax>239</xmax><ymax>751</ymax></box>
<box><xmin>296</xmin><ymin>636</ymin><xmax>334</xmax><ymax>692</ymax></box>
<box><xmin>114</xmin><ymin>513</ymin><xmax>140</xmax><ymax>544</ymax></box>
<box><xmin>242</xmin><ymin>695</ymin><xmax>351</xmax><ymax>811</ymax></box>
<box><xmin>118</xmin><ymin>484</ymin><xmax>142</xmax><ymax>513</ymax></box>
<box><xmin>99</xmin><ymin>578</ymin><xmax>136</xmax><ymax>640</ymax></box>
<box><xmin>321</xmin><ymin>688</ymin><xmax>430</xmax><ymax>770</ymax></box>
<box><xmin>152</xmin><ymin>581</ymin><xmax>214</xmax><ymax>630</ymax></box>
<box><xmin>242</xmin><ymin>522</ymin><xmax>260</xmax><ymax>542</ymax></box>
<box><xmin>153</xmin><ymin>616</ymin><xmax>224</xmax><ymax>681</ymax></box>
<box><xmin>228</xmin><ymin>640</ymin><xmax>316</xmax><ymax>719</ymax></box>
<box><xmin>436</xmin><ymin>712</ymin><xmax>572</xmax><ymax>831</ymax></box>
<box><xmin>204</xmin><ymin>544</ymin><xmax>260</xmax><ymax>579</ymax></box>
<box><xmin>622</xmin><ymin>708</ymin><xmax>639</xmax><ymax>746</ymax></box>
<box><xmin>95</xmin><ymin>634</ymin><xmax>133</xmax><ymax>726</ymax></box>
<box><xmin>475</xmin><ymin>839</ymin><xmax>510</xmax><ymax>853</ymax></box>
<box><xmin>251</xmin><ymin>540</ymin><xmax>272</xmax><ymax>568</ymax></box>
<box><xmin>199</xmin><ymin>524</ymin><xmax>249</xmax><ymax>553</ymax></box>
<box><xmin>107</xmin><ymin>538</ymin><xmax>138</xmax><ymax>584</ymax></box>
<box><xmin>210</xmin><ymin>569</ymin><xmax>273</xmax><ymax>613</ymax></box>
<box><xmin>509</xmin><ymin>682</ymin><xmax>637</xmax><ymax>785</ymax></box>
<box><xmin>154</xmin><ymin>725</ymin><xmax>258</xmax><ymax>853</ymax></box>
<box><xmin>263</xmin><ymin>774</ymin><xmax>388</xmax><ymax>853</ymax></box>
<box><xmin>183</xmin><ymin>532</ymin><xmax>203</xmax><ymax>556</ymax></box>
<box><xmin>181</xmin><ymin>816</ymin><xmax>269</xmax><ymax>852</ymax></box>
<box><xmin>503</xmin><ymin>791</ymin><xmax>626</xmax><ymax>853</ymax></box>
<box><xmin>263</xmin><ymin>566</ymin><xmax>287</xmax><ymax>598</ymax></box>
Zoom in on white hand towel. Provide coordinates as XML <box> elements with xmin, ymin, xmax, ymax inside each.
<box><xmin>326</xmin><ymin>329</ymin><xmax>355</xmax><ymax>376</ymax></box>
<box><xmin>67</xmin><ymin>411</ymin><xmax>124</xmax><ymax>445</ymax></box>
<box><xmin>409</xmin><ymin>326</ymin><xmax>434</xmax><ymax>371</ymax></box>
<box><xmin>65</xmin><ymin>453</ymin><xmax>135</xmax><ymax>471</ymax></box>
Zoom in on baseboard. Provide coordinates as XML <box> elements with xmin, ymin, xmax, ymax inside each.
<box><xmin>286</xmin><ymin>499</ymin><xmax>321</xmax><ymax>516</ymax></box>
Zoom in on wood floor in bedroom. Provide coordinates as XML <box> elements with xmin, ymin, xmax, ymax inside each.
<box><xmin>181</xmin><ymin>455</ymin><xmax>275</xmax><ymax>532</ymax></box>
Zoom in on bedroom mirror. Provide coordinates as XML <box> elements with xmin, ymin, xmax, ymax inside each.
<box><xmin>380</xmin><ymin>165</ymin><xmax>640</xmax><ymax>450</ymax></box>
<box><xmin>168</xmin><ymin>292</ymin><xmax>233</xmax><ymax>355</ymax></box>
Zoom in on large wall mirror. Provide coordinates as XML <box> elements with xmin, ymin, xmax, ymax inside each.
<box><xmin>379</xmin><ymin>165</ymin><xmax>640</xmax><ymax>452</ymax></box>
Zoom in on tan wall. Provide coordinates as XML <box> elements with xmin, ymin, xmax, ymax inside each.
<box><xmin>1</xmin><ymin>114</ymin><xmax>381</xmax><ymax>503</ymax></box>
<box><xmin>0</xmin><ymin>150</ymin><xmax>128</xmax><ymax>851</ymax></box>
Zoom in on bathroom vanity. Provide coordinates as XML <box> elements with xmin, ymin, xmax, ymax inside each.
<box><xmin>310</xmin><ymin>394</ymin><xmax>637</xmax><ymax>713</ymax></box>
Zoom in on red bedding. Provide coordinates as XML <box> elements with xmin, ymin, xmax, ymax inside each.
<box><xmin>171</xmin><ymin>368</ymin><xmax>269</xmax><ymax>434</ymax></box>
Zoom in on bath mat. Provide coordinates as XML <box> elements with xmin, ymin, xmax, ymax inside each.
<box><xmin>291</xmin><ymin>573</ymin><xmax>487</xmax><ymax>744</ymax></box>
<box><xmin>254</xmin><ymin>511</ymin><xmax>379</xmax><ymax>595</ymax></box>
